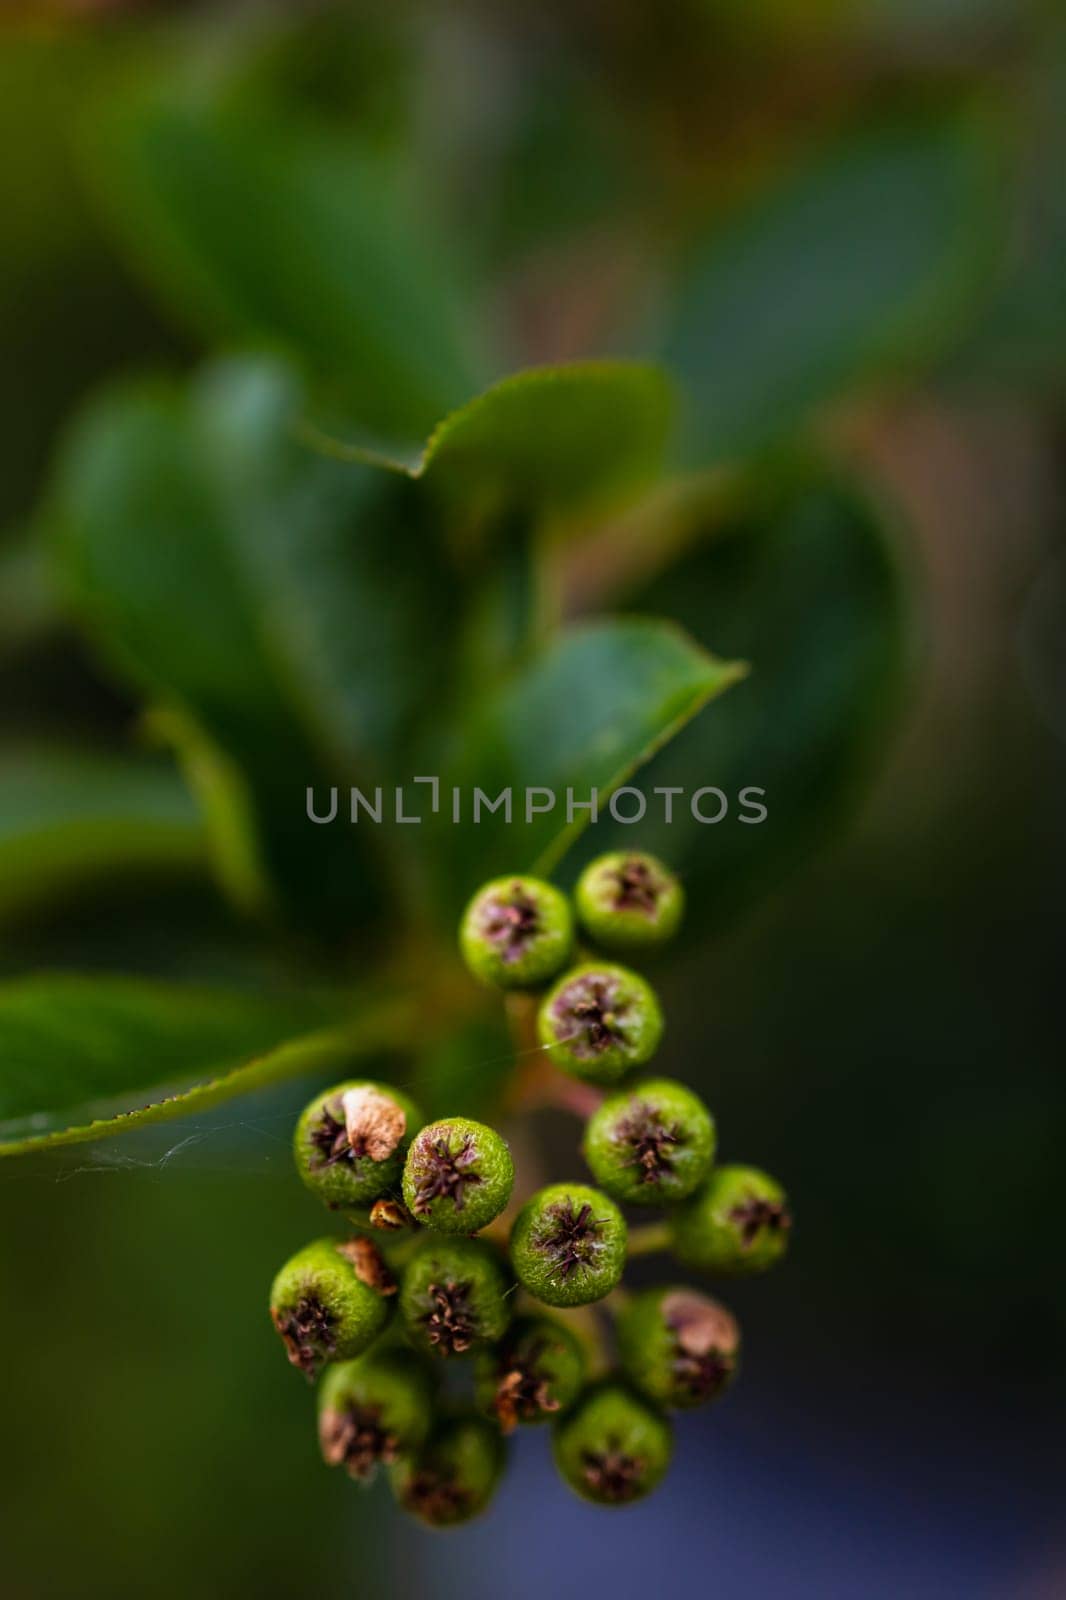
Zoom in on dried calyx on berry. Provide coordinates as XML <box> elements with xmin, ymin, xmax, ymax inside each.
<box><xmin>583</xmin><ymin>1077</ymin><xmax>715</xmax><ymax>1205</ymax></box>
<box><xmin>537</xmin><ymin>962</ymin><xmax>663</xmax><ymax>1084</ymax></box>
<box><xmin>390</xmin><ymin>1413</ymin><xmax>505</xmax><ymax>1527</ymax></box>
<box><xmin>671</xmin><ymin>1164</ymin><xmax>792</xmax><ymax>1274</ymax></box>
<box><xmin>400</xmin><ymin>1236</ymin><xmax>511</xmax><ymax>1358</ymax></box>
<box><xmin>616</xmin><ymin>1286</ymin><xmax>739</xmax><ymax>1410</ymax></box>
<box><xmin>318</xmin><ymin>1346</ymin><xmax>436</xmax><ymax>1483</ymax></box>
<box><xmin>269</xmin><ymin>1236</ymin><xmax>395</xmax><ymax>1379</ymax></box>
<box><xmin>552</xmin><ymin>1382</ymin><xmax>672</xmax><ymax>1506</ymax></box>
<box><xmin>460</xmin><ymin>874</ymin><xmax>573</xmax><ymax>989</ymax></box>
<box><xmin>575</xmin><ymin>851</ymin><xmax>684</xmax><ymax>952</ymax></box>
<box><xmin>294</xmin><ymin>1081</ymin><xmax>422</xmax><ymax>1213</ymax></box>
<box><xmin>401</xmin><ymin>1116</ymin><xmax>514</xmax><ymax>1233</ymax></box>
<box><xmin>510</xmin><ymin>1182</ymin><xmax>627</xmax><ymax>1307</ymax></box>
<box><xmin>474</xmin><ymin>1314</ymin><xmax>586</xmax><ymax>1432</ymax></box>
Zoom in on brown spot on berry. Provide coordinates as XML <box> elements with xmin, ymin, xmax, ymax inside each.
<box><xmin>335</xmin><ymin>1236</ymin><xmax>397</xmax><ymax>1296</ymax></box>
<box><xmin>478</xmin><ymin>882</ymin><xmax>541</xmax><ymax>964</ymax></box>
<box><xmin>491</xmin><ymin>1341</ymin><xmax>559</xmax><ymax>1433</ymax></box>
<box><xmin>369</xmin><ymin>1198</ymin><xmax>413</xmax><ymax>1231</ymax></box>
<box><xmin>728</xmin><ymin>1194</ymin><xmax>792</xmax><ymax>1249</ymax></box>
<box><xmin>421</xmin><ymin>1280</ymin><xmax>478</xmax><ymax>1355</ymax></box>
<box><xmin>550</xmin><ymin>972</ymin><xmax>627</xmax><ymax>1059</ymax></box>
<box><xmin>401</xmin><ymin>1470</ymin><xmax>471</xmax><ymax>1522</ymax></box>
<box><xmin>319</xmin><ymin>1403</ymin><xmax>398</xmax><ymax>1481</ymax></box>
<box><xmin>580</xmin><ymin>1442</ymin><xmax>646</xmax><ymax>1502</ymax></box>
<box><xmin>663</xmin><ymin>1291</ymin><xmax>739</xmax><ymax>1401</ymax></box>
<box><xmin>615</xmin><ymin>1100</ymin><xmax>683</xmax><ymax>1184</ymax></box>
<box><xmin>341</xmin><ymin>1087</ymin><xmax>406</xmax><ymax>1162</ymax></box>
<box><xmin>537</xmin><ymin>1198</ymin><xmax>606</xmax><ymax>1277</ymax></box>
<box><xmin>610</xmin><ymin>856</ymin><xmax>664</xmax><ymax>916</ymax></box>
<box><xmin>272</xmin><ymin>1295</ymin><xmax>337</xmax><ymax>1378</ymax></box>
<box><xmin>410</xmin><ymin>1132</ymin><xmax>483</xmax><ymax>1217</ymax></box>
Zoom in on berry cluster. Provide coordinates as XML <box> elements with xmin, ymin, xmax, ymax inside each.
<box><xmin>269</xmin><ymin>851</ymin><xmax>790</xmax><ymax>1526</ymax></box>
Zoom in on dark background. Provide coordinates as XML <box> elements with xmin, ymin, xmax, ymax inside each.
<box><xmin>0</xmin><ymin>3</ymin><xmax>1063</xmax><ymax>1597</ymax></box>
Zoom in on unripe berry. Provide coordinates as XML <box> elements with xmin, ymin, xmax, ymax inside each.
<box><xmin>537</xmin><ymin>962</ymin><xmax>663</xmax><ymax>1084</ymax></box>
<box><xmin>616</xmin><ymin>1286</ymin><xmax>739</xmax><ymax>1410</ymax></box>
<box><xmin>671</xmin><ymin>1164</ymin><xmax>792</xmax><ymax>1274</ymax></box>
<box><xmin>294</xmin><ymin>1080</ymin><xmax>422</xmax><ymax>1212</ymax></box>
<box><xmin>401</xmin><ymin>1116</ymin><xmax>514</xmax><ymax>1233</ymax></box>
<box><xmin>390</xmin><ymin>1413</ymin><xmax>505</xmax><ymax>1527</ymax></box>
<box><xmin>583</xmin><ymin>1077</ymin><xmax>715</xmax><ymax>1205</ymax></box>
<box><xmin>474</xmin><ymin>1314</ymin><xmax>586</xmax><ymax>1431</ymax></box>
<box><xmin>400</xmin><ymin>1236</ymin><xmax>511</xmax><ymax>1358</ymax></box>
<box><xmin>575</xmin><ymin>851</ymin><xmax>684</xmax><ymax>951</ymax></box>
<box><xmin>318</xmin><ymin>1346</ymin><xmax>436</xmax><ymax>1482</ymax></box>
<box><xmin>459</xmin><ymin>875</ymin><xmax>573</xmax><ymax>989</ymax></box>
<box><xmin>269</xmin><ymin>1236</ymin><xmax>395</xmax><ymax>1378</ymax></box>
<box><xmin>510</xmin><ymin>1182</ymin><xmax>627</xmax><ymax>1307</ymax></box>
<box><xmin>552</xmin><ymin>1382</ymin><xmax>672</xmax><ymax>1506</ymax></box>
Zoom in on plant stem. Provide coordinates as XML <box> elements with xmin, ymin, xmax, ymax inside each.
<box><xmin>625</xmin><ymin>1221</ymin><xmax>672</xmax><ymax>1258</ymax></box>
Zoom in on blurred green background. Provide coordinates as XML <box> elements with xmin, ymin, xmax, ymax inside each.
<box><xmin>0</xmin><ymin>2</ymin><xmax>1063</xmax><ymax>1596</ymax></box>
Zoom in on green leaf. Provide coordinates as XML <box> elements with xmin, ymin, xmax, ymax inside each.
<box><xmin>0</xmin><ymin>750</ymin><xmax>206</xmax><ymax>925</ymax></box>
<box><xmin>581</xmin><ymin>471</ymin><xmax>908</xmax><ymax>932</ymax></box>
<box><xmin>0</xmin><ymin>976</ymin><xmax>411</xmax><ymax>1157</ymax></box>
<box><xmin>310</xmin><ymin>361</ymin><xmax>676</xmax><ymax>522</ymax></box>
<box><xmin>660</xmin><ymin>111</ymin><xmax>1001</xmax><ymax>465</ymax></box>
<box><xmin>429</xmin><ymin>618</ymin><xmax>746</xmax><ymax>909</ymax></box>
<box><xmin>90</xmin><ymin>94</ymin><xmax>483</xmax><ymax>448</ymax></box>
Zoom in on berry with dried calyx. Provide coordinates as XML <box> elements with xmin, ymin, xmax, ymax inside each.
<box><xmin>509</xmin><ymin>1182</ymin><xmax>627</xmax><ymax>1307</ymax></box>
<box><xmin>269</xmin><ymin>1236</ymin><xmax>395</xmax><ymax>1379</ymax></box>
<box><xmin>400</xmin><ymin>1236</ymin><xmax>511</xmax><ymax>1358</ymax></box>
<box><xmin>616</xmin><ymin>1286</ymin><xmax>739</xmax><ymax>1410</ymax></box>
<box><xmin>401</xmin><ymin>1116</ymin><xmax>514</xmax><ymax>1233</ymax></box>
<box><xmin>671</xmin><ymin>1164</ymin><xmax>792</xmax><ymax>1274</ymax></box>
<box><xmin>318</xmin><ymin>1346</ymin><xmax>436</xmax><ymax>1483</ymax></box>
<box><xmin>474</xmin><ymin>1314</ymin><xmax>586</xmax><ymax>1432</ymax></box>
<box><xmin>575</xmin><ymin>851</ymin><xmax>684</xmax><ymax>952</ymax></box>
<box><xmin>294</xmin><ymin>1080</ymin><xmax>422</xmax><ymax>1213</ymax></box>
<box><xmin>552</xmin><ymin>1382</ymin><xmax>672</xmax><ymax>1506</ymax></box>
<box><xmin>537</xmin><ymin>962</ymin><xmax>663</xmax><ymax>1084</ymax></box>
<box><xmin>582</xmin><ymin>1077</ymin><xmax>715</xmax><ymax>1205</ymax></box>
<box><xmin>390</xmin><ymin>1413</ymin><xmax>505</xmax><ymax>1527</ymax></box>
<box><xmin>459</xmin><ymin>875</ymin><xmax>573</xmax><ymax>989</ymax></box>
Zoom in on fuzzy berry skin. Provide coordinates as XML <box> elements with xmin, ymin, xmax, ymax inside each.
<box><xmin>671</xmin><ymin>1164</ymin><xmax>792</xmax><ymax>1274</ymax></box>
<box><xmin>474</xmin><ymin>1314</ymin><xmax>586</xmax><ymax>1431</ymax></box>
<box><xmin>582</xmin><ymin>1077</ymin><xmax>715</xmax><ymax>1205</ymax></box>
<box><xmin>318</xmin><ymin>1346</ymin><xmax>436</xmax><ymax>1482</ymax></box>
<box><xmin>509</xmin><ymin>1182</ymin><xmax>627</xmax><ymax>1307</ymax></box>
<box><xmin>459</xmin><ymin>875</ymin><xmax>573</xmax><ymax>990</ymax></box>
<box><xmin>269</xmin><ymin>1237</ymin><xmax>395</xmax><ymax>1379</ymax></box>
<box><xmin>294</xmin><ymin>1081</ymin><xmax>423</xmax><ymax>1213</ymax></box>
<box><xmin>616</xmin><ymin>1286</ymin><xmax>739</xmax><ymax>1411</ymax></box>
<box><xmin>537</xmin><ymin>962</ymin><xmax>663</xmax><ymax>1084</ymax></box>
<box><xmin>390</xmin><ymin>1413</ymin><xmax>505</xmax><ymax>1527</ymax></box>
<box><xmin>400</xmin><ymin>1236</ymin><xmax>511</xmax><ymax>1359</ymax></box>
<box><xmin>552</xmin><ymin>1382</ymin><xmax>672</xmax><ymax>1506</ymax></box>
<box><xmin>401</xmin><ymin>1116</ymin><xmax>514</xmax><ymax>1233</ymax></box>
<box><xmin>575</xmin><ymin>852</ymin><xmax>684</xmax><ymax>952</ymax></box>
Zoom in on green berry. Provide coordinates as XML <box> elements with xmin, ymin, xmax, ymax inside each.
<box><xmin>616</xmin><ymin>1286</ymin><xmax>739</xmax><ymax>1410</ymax></box>
<box><xmin>575</xmin><ymin>852</ymin><xmax>684</xmax><ymax>951</ymax></box>
<box><xmin>269</xmin><ymin>1236</ymin><xmax>395</xmax><ymax>1378</ymax></box>
<box><xmin>552</xmin><ymin>1382</ymin><xmax>672</xmax><ymax>1506</ymax></box>
<box><xmin>390</xmin><ymin>1413</ymin><xmax>505</xmax><ymax>1527</ymax></box>
<box><xmin>294</xmin><ymin>1080</ymin><xmax>423</xmax><ymax>1213</ymax></box>
<box><xmin>318</xmin><ymin>1346</ymin><xmax>436</xmax><ymax>1482</ymax></box>
<box><xmin>671</xmin><ymin>1164</ymin><xmax>792</xmax><ymax>1274</ymax></box>
<box><xmin>537</xmin><ymin>962</ymin><xmax>663</xmax><ymax>1084</ymax></box>
<box><xmin>474</xmin><ymin>1314</ymin><xmax>586</xmax><ymax>1431</ymax></box>
<box><xmin>459</xmin><ymin>875</ymin><xmax>573</xmax><ymax>989</ymax></box>
<box><xmin>583</xmin><ymin>1077</ymin><xmax>714</xmax><ymax>1205</ymax></box>
<box><xmin>401</xmin><ymin>1116</ymin><xmax>514</xmax><ymax>1233</ymax></box>
<box><xmin>400</xmin><ymin>1236</ymin><xmax>511</xmax><ymax>1358</ymax></box>
<box><xmin>510</xmin><ymin>1182</ymin><xmax>627</xmax><ymax>1307</ymax></box>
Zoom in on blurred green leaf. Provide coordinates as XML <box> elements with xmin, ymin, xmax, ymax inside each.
<box><xmin>660</xmin><ymin>111</ymin><xmax>1001</xmax><ymax>465</ymax></box>
<box><xmin>0</xmin><ymin>750</ymin><xmax>206</xmax><ymax>926</ymax></box>
<box><xmin>430</xmin><ymin>618</ymin><xmax>746</xmax><ymax>909</ymax></box>
<box><xmin>0</xmin><ymin>975</ymin><xmax>410</xmax><ymax>1157</ymax></box>
<box><xmin>90</xmin><ymin>94</ymin><xmax>484</xmax><ymax>449</ymax></box>
<box><xmin>582</xmin><ymin>471</ymin><xmax>907</xmax><ymax>931</ymax></box>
